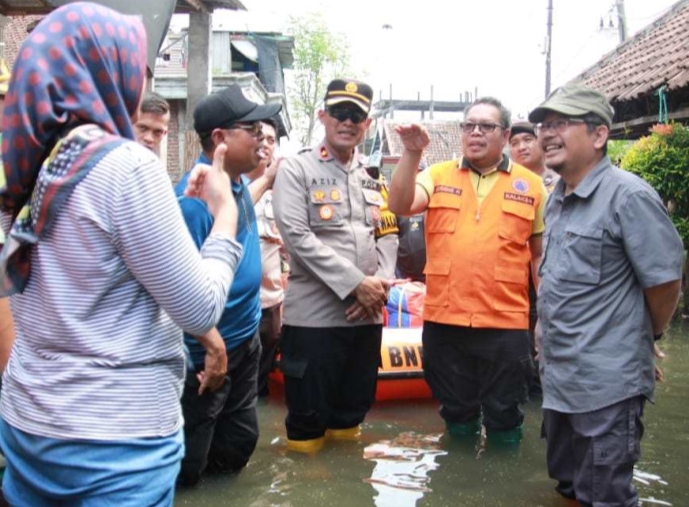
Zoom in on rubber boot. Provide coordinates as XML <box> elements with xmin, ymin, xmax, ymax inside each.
<box><xmin>286</xmin><ymin>436</ymin><xmax>325</xmax><ymax>454</ymax></box>
<box><xmin>325</xmin><ymin>425</ymin><xmax>361</xmax><ymax>441</ymax></box>
<box><xmin>485</xmin><ymin>425</ymin><xmax>523</xmax><ymax>446</ymax></box>
<box><xmin>446</xmin><ymin>418</ymin><xmax>481</xmax><ymax>438</ymax></box>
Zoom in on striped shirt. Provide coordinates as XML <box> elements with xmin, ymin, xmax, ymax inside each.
<box><xmin>0</xmin><ymin>141</ymin><xmax>242</xmax><ymax>441</ymax></box>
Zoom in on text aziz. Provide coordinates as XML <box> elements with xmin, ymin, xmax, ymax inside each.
<box><xmin>311</xmin><ymin>178</ymin><xmax>337</xmax><ymax>186</ymax></box>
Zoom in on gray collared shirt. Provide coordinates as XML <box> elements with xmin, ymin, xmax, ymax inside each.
<box><xmin>538</xmin><ymin>156</ymin><xmax>683</xmax><ymax>413</ymax></box>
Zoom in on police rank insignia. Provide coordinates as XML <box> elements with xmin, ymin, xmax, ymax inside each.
<box><xmin>512</xmin><ymin>179</ymin><xmax>530</xmax><ymax>193</ymax></box>
<box><xmin>345</xmin><ymin>82</ymin><xmax>358</xmax><ymax>93</ymax></box>
<box><xmin>330</xmin><ymin>189</ymin><xmax>341</xmax><ymax>201</ymax></box>
<box><xmin>319</xmin><ymin>205</ymin><xmax>334</xmax><ymax>220</ymax></box>
<box><xmin>312</xmin><ymin>190</ymin><xmax>326</xmax><ymax>202</ymax></box>
<box><xmin>319</xmin><ymin>146</ymin><xmax>329</xmax><ymax>159</ymax></box>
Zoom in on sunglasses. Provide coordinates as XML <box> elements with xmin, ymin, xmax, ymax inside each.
<box><xmin>327</xmin><ymin>107</ymin><xmax>367</xmax><ymax>124</ymax></box>
<box><xmin>226</xmin><ymin>122</ymin><xmax>263</xmax><ymax>138</ymax></box>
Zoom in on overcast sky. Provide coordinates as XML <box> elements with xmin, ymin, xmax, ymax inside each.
<box><xmin>204</xmin><ymin>0</ymin><xmax>679</xmax><ymax>119</ymax></box>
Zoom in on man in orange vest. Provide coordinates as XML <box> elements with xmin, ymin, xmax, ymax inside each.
<box><xmin>389</xmin><ymin>97</ymin><xmax>548</xmax><ymax>444</ymax></box>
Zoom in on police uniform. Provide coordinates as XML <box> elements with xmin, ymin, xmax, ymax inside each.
<box><xmin>272</xmin><ymin>142</ymin><xmax>398</xmax><ymax>445</ymax></box>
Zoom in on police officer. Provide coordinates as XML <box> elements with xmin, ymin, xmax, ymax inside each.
<box><xmin>273</xmin><ymin>78</ymin><xmax>398</xmax><ymax>453</ymax></box>
<box><xmin>389</xmin><ymin>97</ymin><xmax>548</xmax><ymax>445</ymax></box>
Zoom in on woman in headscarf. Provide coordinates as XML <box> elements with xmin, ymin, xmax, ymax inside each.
<box><xmin>0</xmin><ymin>3</ymin><xmax>241</xmax><ymax>505</ymax></box>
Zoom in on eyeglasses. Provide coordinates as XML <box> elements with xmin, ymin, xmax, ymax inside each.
<box><xmin>227</xmin><ymin>122</ymin><xmax>263</xmax><ymax>138</ymax></box>
<box><xmin>327</xmin><ymin>107</ymin><xmax>367</xmax><ymax>124</ymax></box>
<box><xmin>534</xmin><ymin>118</ymin><xmax>587</xmax><ymax>136</ymax></box>
<box><xmin>460</xmin><ymin>122</ymin><xmax>505</xmax><ymax>134</ymax></box>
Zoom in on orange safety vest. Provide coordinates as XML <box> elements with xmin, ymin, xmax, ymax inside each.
<box><xmin>423</xmin><ymin>160</ymin><xmax>543</xmax><ymax>329</ymax></box>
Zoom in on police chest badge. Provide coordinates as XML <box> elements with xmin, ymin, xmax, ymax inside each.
<box><xmin>319</xmin><ymin>205</ymin><xmax>334</xmax><ymax>220</ymax></box>
<box><xmin>312</xmin><ymin>190</ymin><xmax>326</xmax><ymax>202</ymax></box>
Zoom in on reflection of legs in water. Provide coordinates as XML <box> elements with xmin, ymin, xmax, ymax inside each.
<box><xmin>363</xmin><ymin>432</ymin><xmax>447</xmax><ymax>506</ymax></box>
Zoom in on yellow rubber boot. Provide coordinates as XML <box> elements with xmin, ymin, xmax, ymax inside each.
<box><xmin>286</xmin><ymin>436</ymin><xmax>325</xmax><ymax>454</ymax></box>
<box><xmin>325</xmin><ymin>426</ymin><xmax>361</xmax><ymax>441</ymax></box>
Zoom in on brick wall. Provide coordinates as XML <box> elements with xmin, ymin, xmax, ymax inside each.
<box><xmin>2</xmin><ymin>16</ymin><xmax>42</xmax><ymax>65</ymax></box>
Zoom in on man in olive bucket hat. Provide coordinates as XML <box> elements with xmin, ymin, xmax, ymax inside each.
<box><xmin>531</xmin><ymin>83</ymin><xmax>683</xmax><ymax>506</ymax></box>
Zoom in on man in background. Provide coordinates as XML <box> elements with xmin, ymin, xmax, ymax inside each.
<box><xmin>245</xmin><ymin>118</ymin><xmax>284</xmax><ymax>397</ymax></box>
<box><xmin>134</xmin><ymin>91</ymin><xmax>170</xmax><ymax>153</ymax></box>
<box><xmin>509</xmin><ymin>121</ymin><xmax>559</xmax><ymax>192</ymax></box>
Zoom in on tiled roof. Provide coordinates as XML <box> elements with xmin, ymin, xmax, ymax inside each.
<box><xmin>382</xmin><ymin>120</ymin><xmax>464</xmax><ymax>166</ymax></box>
<box><xmin>573</xmin><ymin>0</ymin><xmax>689</xmax><ymax>101</ymax></box>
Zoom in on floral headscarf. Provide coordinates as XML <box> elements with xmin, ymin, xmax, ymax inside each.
<box><xmin>0</xmin><ymin>2</ymin><xmax>147</xmax><ymax>294</ymax></box>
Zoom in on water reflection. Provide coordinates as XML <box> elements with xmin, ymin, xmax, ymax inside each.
<box><xmin>636</xmin><ymin>468</ymin><xmax>672</xmax><ymax>506</ymax></box>
<box><xmin>175</xmin><ymin>325</ymin><xmax>689</xmax><ymax>507</ymax></box>
<box><xmin>363</xmin><ymin>432</ymin><xmax>447</xmax><ymax>506</ymax></box>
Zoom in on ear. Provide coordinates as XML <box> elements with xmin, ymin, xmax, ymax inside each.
<box><xmin>317</xmin><ymin>109</ymin><xmax>327</xmax><ymax>124</ymax></box>
<box><xmin>501</xmin><ymin>127</ymin><xmax>511</xmax><ymax>147</ymax></box>
<box><xmin>364</xmin><ymin>117</ymin><xmax>373</xmax><ymax>129</ymax></box>
<box><xmin>210</xmin><ymin>128</ymin><xmax>225</xmax><ymax>145</ymax></box>
<box><xmin>592</xmin><ymin>125</ymin><xmax>609</xmax><ymax>150</ymax></box>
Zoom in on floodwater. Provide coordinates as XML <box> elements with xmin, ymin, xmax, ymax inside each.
<box><xmin>174</xmin><ymin>324</ymin><xmax>689</xmax><ymax>507</ymax></box>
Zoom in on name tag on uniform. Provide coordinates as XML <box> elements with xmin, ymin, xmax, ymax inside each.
<box><xmin>504</xmin><ymin>192</ymin><xmax>534</xmax><ymax>206</ymax></box>
<box><xmin>435</xmin><ymin>185</ymin><xmax>462</xmax><ymax>196</ymax></box>
<box><xmin>362</xmin><ymin>188</ymin><xmax>383</xmax><ymax>206</ymax></box>
<box><xmin>361</xmin><ymin>178</ymin><xmax>382</xmax><ymax>191</ymax></box>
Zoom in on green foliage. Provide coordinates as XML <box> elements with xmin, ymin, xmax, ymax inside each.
<box><xmin>607</xmin><ymin>140</ymin><xmax>633</xmax><ymax>166</ymax></box>
<box><xmin>287</xmin><ymin>13</ymin><xmax>352</xmax><ymax>146</ymax></box>
<box><xmin>620</xmin><ymin>122</ymin><xmax>689</xmax><ymax>247</ymax></box>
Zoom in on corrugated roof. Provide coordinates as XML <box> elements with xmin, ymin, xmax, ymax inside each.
<box><xmin>573</xmin><ymin>0</ymin><xmax>689</xmax><ymax>102</ymax></box>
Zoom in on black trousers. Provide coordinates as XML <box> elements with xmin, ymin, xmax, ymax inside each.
<box><xmin>178</xmin><ymin>332</ymin><xmax>261</xmax><ymax>486</ymax></box>
<box><xmin>542</xmin><ymin>396</ymin><xmax>645</xmax><ymax>507</ymax></box>
<box><xmin>280</xmin><ymin>324</ymin><xmax>382</xmax><ymax>441</ymax></box>
<box><xmin>257</xmin><ymin>304</ymin><xmax>282</xmax><ymax>396</ymax></box>
<box><xmin>422</xmin><ymin>322</ymin><xmax>532</xmax><ymax>431</ymax></box>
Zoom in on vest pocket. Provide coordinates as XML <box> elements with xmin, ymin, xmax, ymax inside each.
<box><xmin>500</xmin><ymin>200</ymin><xmax>534</xmax><ymax>244</ymax></box>
<box><xmin>427</xmin><ymin>197</ymin><xmax>461</xmax><ymax>233</ymax></box>
<box><xmin>558</xmin><ymin>226</ymin><xmax>603</xmax><ymax>285</ymax></box>
<box><xmin>423</xmin><ymin>257</ymin><xmax>451</xmax><ymax>307</ymax></box>
<box><xmin>494</xmin><ymin>265</ymin><xmax>529</xmax><ymax>312</ymax></box>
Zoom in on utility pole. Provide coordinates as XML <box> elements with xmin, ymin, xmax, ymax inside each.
<box><xmin>545</xmin><ymin>0</ymin><xmax>553</xmax><ymax>97</ymax></box>
<box><xmin>615</xmin><ymin>0</ymin><xmax>627</xmax><ymax>42</ymax></box>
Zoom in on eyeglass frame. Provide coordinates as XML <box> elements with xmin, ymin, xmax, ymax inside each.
<box><xmin>459</xmin><ymin>122</ymin><xmax>506</xmax><ymax>134</ymax></box>
<box><xmin>533</xmin><ymin>118</ymin><xmax>595</xmax><ymax>136</ymax></box>
<box><xmin>326</xmin><ymin>106</ymin><xmax>368</xmax><ymax>125</ymax></box>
